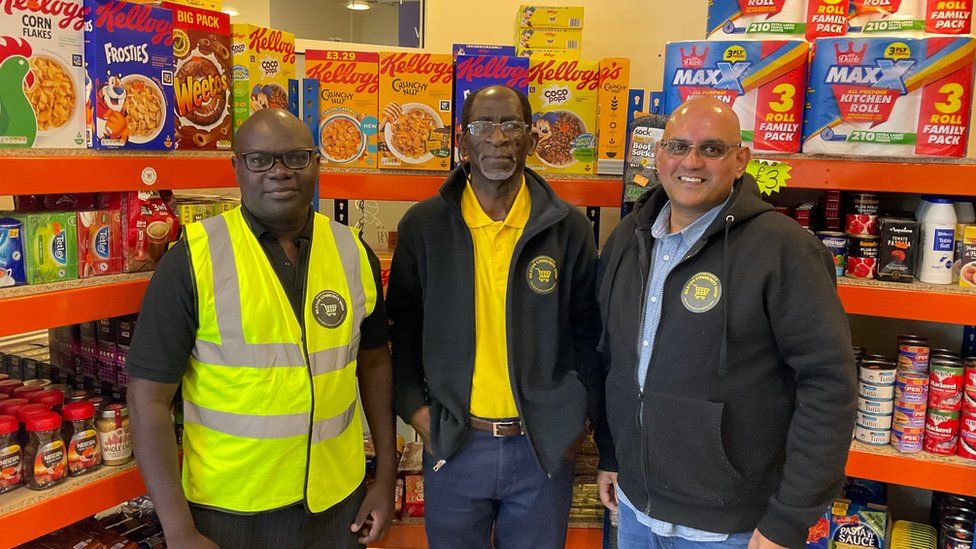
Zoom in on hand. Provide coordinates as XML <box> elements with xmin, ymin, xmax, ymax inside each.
<box><xmin>596</xmin><ymin>469</ymin><xmax>618</xmax><ymax>512</ymax></box>
<box><xmin>351</xmin><ymin>483</ymin><xmax>394</xmax><ymax>544</ymax></box>
<box><xmin>409</xmin><ymin>406</ymin><xmax>431</xmax><ymax>446</ymax></box>
<box><xmin>167</xmin><ymin>529</ymin><xmax>220</xmax><ymax>549</ymax></box>
<box><xmin>748</xmin><ymin>529</ymin><xmax>788</xmax><ymax>549</ymax></box>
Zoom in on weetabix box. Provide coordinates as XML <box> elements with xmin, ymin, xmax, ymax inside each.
<box><xmin>596</xmin><ymin>58</ymin><xmax>630</xmax><ymax>175</ymax></box>
<box><xmin>517</xmin><ymin>5</ymin><xmax>584</xmax><ymax>28</ymax></box>
<box><xmin>377</xmin><ymin>52</ymin><xmax>452</xmax><ymax>171</ymax></box>
<box><xmin>527</xmin><ymin>56</ymin><xmax>599</xmax><ymax>175</ymax></box>
<box><xmin>452</xmin><ymin>45</ymin><xmax>529</xmax><ymax>165</ymax></box>
<box><xmin>84</xmin><ymin>0</ymin><xmax>175</xmax><ymax>150</ymax></box>
<box><xmin>165</xmin><ymin>3</ymin><xmax>232</xmax><ymax>150</ymax></box>
<box><xmin>231</xmin><ymin>23</ymin><xmax>295</xmax><ymax>134</ymax></box>
<box><xmin>305</xmin><ymin>50</ymin><xmax>379</xmax><ymax>169</ymax></box>
<box><xmin>0</xmin><ymin>0</ymin><xmax>87</xmax><ymax>148</ymax></box>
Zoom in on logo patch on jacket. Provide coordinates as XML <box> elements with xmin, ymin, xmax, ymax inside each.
<box><xmin>680</xmin><ymin>272</ymin><xmax>721</xmax><ymax>313</ymax></box>
<box><xmin>312</xmin><ymin>290</ymin><xmax>347</xmax><ymax>328</ymax></box>
<box><xmin>527</xmin><ymin>255</ymin><xmax>558</xmax><ymax>294</ymax></box>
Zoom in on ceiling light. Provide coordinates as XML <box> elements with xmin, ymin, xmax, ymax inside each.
<box><xmin>221</xmin><ymin>7</ymin><xmax>238</xmax><ymax>16</ymax></box>
<box><xmin>346</xmin><ymin>0</ymin><xmax>371</xmax><ymax>10</ymax></box>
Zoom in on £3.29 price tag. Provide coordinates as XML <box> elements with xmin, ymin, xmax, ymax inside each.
<box><xmin>747</xmin><ymin>159</ymin><xmax>792</xmax><ymax>196</ymax></box>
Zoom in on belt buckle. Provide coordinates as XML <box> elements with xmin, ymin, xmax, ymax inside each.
<box><xmin>491</xmin><ymin>420</ymin><xmax>521</xmax><ymax>437</ymax></box>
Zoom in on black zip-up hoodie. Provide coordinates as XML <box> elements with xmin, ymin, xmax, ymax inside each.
<box><xmin>593</xmin><ymin>177</ymin><xmax>857</xmax><ymax>548</ymax></box>
<box><xmin>387</xmin><ymin>166</ymin><xmax>602</xmax><ymax>475</ymax></box>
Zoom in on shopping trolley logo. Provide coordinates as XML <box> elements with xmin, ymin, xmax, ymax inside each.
<box><xmin>312</xmin><ymin>290</ymin><xmax>347</xmax><ymax>328</ymax></box>
<box><xmin>527</xmin><ymin>255</ymin><xmax>558</xmax><ymax>295</ymax></box>
<box><xmin>680</xmin><ymin>272</ymin><xmax>722</xmax><ymax>313</ymax></box>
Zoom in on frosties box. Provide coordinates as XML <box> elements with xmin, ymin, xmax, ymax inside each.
<box><xmin>377</xmin><ymin>52</ymin><xmax>453</xmax><ymax>171</ymax></box>
<box><xmin>305</xmin><ymin>50</ymin><xmax>379</xmax><ymax>169</ymax></box>
<box><xmin>707</xmin><ymin>0</ymin><xmax>850</xmax><ymax>41</ymax></box>
<box><xmin>663</xmin><ymin>40</ymin><xmax>809</xmax><ymax>154</ymax></box>
<box><xmin>165</xmin><ymin>3</ymin><xmax>232</xmax><ymax>150</ymax></box>
<box><xmin>0</xmin><ymin>0</ymin><xmax>88</xmax><ymax>148</ymax></box>
<box><xmin>84</xmin><ymin>0</ymin><xmax>175</xmax><ymax>150</ymax></box>
<box><xmin>452</xmin><ymin>46</ymin><xmax>529</xmax><ymax>165</ymax></box>
<box><xmin>802</xmin><ymin>36</ymin><xmax>976</xmax><ymax>157</ymax></box>
<box><xmin>231</xmin><ymin>24</ymin><xmax>295</xmax><ymax>134</ymax></box>
<box><xmin>527</xmin><ymin>56</ymin><xmax>599</xmax><ymax>174</ymax></box>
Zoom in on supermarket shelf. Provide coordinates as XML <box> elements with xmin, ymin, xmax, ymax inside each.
<box><xmin>0</xmin><ymin>273</ymin><xmax>151</xmax><ymax>337</ymax></box>
<box><xmin>0</xmin><ymin>462</ymin><xmax>146</xmax><ymax>548</ymax></box>
<box><xmin>837</xmin><ymin>278</ymin><xmax>976</xmax><ymax>325</ymax></box>
<box><xmin>372</xmin><ymin>519</ymin><xmax>603</xmax><ymax>549</ymax></box>
<box><xmin>763</xmin><ymin>155</ymin><xmax>976</xmax><ymax>195</ymax></box>
<box><xmin>847</xmin><ymin>441</ymin><xmax>976</xmax><ymax>496</ymax></box>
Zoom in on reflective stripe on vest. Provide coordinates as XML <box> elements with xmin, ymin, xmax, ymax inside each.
<box><xmin>181</xmin><ymin>208</ymin><xmax>372</xmax><ymax>513</ymax></box>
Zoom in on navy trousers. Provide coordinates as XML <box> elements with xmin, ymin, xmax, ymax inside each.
<box><xmin>423</xmin><ymin>428</ymin><xmax>575</xmax><ymax>549</ymax></box>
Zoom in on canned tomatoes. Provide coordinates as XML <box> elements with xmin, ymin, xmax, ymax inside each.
<box><xmin>845</xmin><ymin>214</ymin><xmax>879</xmax><ymax>237</ymax></box>
<box><xmin>851</xmin><ymin>192</ymin><xmax>880</xmax><ymax>215</ymax></box>
<box><xmin>817</xmin><ymin>231</ymin><xmax>847</xmax><ymax>278</ymax></box>
<box><xmin>860</xmin><ymin>360</ymin><xmax>896</xmax><ymax>385</ymax></box>
<box><xmin>854</xmin><ymin>424</ymin><xmax>890</xmax><ymax>445</ymax></box>
<box><xmin>860</xmin><ymin>380</ymin><xmax>895</xmax><ymax>401</ymax></box>
<box><xmin>846</xmin><ymin>236</ymin><xmax>879</xmax><ymax>279</ymax></box>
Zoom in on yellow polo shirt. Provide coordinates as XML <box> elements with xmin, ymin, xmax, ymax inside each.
<box><xmin>461</xmin><ymin>177</ymin><xmax>530</xmax><ymax>419</ymax></box>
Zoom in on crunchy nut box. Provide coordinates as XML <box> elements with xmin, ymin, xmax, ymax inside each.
<box><xmin>231</xmin><ymin>23</ymin><xmax>295</xmax><ymax>134</ymax></box>
<box><xmin>527</xmin><ymin>55</ymin><xmax>599</xmax><ymax>175</ymax></box>
<box><xmin>596</xmin><ymin>57</ymin><xmax>630</xmax><ymax>175</ymax></box>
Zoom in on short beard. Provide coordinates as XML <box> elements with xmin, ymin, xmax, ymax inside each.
<box><xmin>480</xmin><ymin>165</ymin><xmax>519</xmax><ymax>181</ymax></box>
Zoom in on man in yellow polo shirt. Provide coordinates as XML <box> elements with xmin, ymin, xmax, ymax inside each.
<box><xmin>387</xmin><ymin>85</ymin><xmax>602</xmax><ymax>548</ymax></box>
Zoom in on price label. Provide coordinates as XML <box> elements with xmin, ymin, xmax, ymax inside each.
<box><xmin>747</xmin><ymin>159</ymin><xmax>791</xmax><ymax>196</ymax></box>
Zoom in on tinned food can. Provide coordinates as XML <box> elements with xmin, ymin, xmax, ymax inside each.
<box><xmin>896</xmin><ymin>372</ymin><xmax>929</xmax><ymax>404</ymax></box>
<box><xmin>851</xmin><ymin>192</ymin><xmax>880</xmax><ymax>215</ymax></box>
<box><xmin>940</xmin><ymin>515</ymin><xmax>975</xmax><ymax>549</ymax></box>
<box><xmin>890</xmin><ymin>423</ymin><xmax>924</xmax><ymax>453</ymax></box>
<box><xmin>845</xmin><ymin>213</ymin><xmax>879</xmax><ymax>237</ymax></box>
<box><xmin>859</xmin><ymin>396</ymin><xmax>895</xmax><ymax>415</ymax></box>
<box><xmin>817</xmin><ymin>231</ymin><xmax>847</xmax><ymax>278</ymax></box>
<box><xmin>929</xmin><ymin>358</ymin><xmax>965</xmax><ymax>412</ymax></box>
<box><xmin>897</xmin><ymin>335</ymin><xmax>930</xmax><ymax>373</ymax></box>
<box><xmin>860</xmin><ymin>360</ymin><xmax>897</xmax><ymax>385</ymax></box>
<box><xmin>846</xmin><ymin>236</ymin><xmax>879</xmax><ymax>279</ymax></box>
<box><xmin>854</xmin><ymin>424</ymin><xmax>890</xmax><ymax>446</ymax></box>
<box><xmin>856</xmin><ymin>410</ymin><xmax>892</xmax><ymax>430</ymax></box>
<box><xmin>924</xmin><ymin>408</ymin><xmax>960</xmax><ymax>456</ymax></box>
<box><xmin>860</xmin><ymin>380</ymin><xmax>895</xmax><ymax>401</ymax></box>
<box><xmin>893</xmin><ymin>404</ymin><xmax>927</xmax><ymax>429</ymax></box>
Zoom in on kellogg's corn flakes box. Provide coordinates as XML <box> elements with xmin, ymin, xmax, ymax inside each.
<box><xmin>84</xmin><ymin>0</ymin><xmax>175</xmax><ymax>150</ymax></box>
<box><xmin>597</xmin><ymin>57</ymin><xmax>629</xmax><ymax>175</ymax></box>
<box><xmin>663</xmin><ymin>40</ymin><xmax>809</xmax><ymax>154</ymax></box>
<box><xmin>377</xmin><ymin>52</ymin><xmax>452</xmax><ymax>171</ymax></box>
<box><xmin>527</xmin><ymin>55</ymin><xmax>599</xmax><ymax>174</ymax></box>
<box><xmin>305</xmin><ymin>50</ymin><xmax>379</xmax><ymax>168</ymax></box>
<box><xmin>0</xmin><ymin>0</ymin><xmax>87</xmax><ymax>148</ymax></box>
<box><xmin>231</xmin><ymin>23</ymin><xmax>295</xmax><ymax>134</ymax></box>
<box><xmin>165</xmin><ymin>3</ymin><xmax>232</xmax><ymax>150</ymax></box>
<box><xmin>803</xmin><ymin>36</ymin><xmax>976</xmax><ymax>157</ymax></box>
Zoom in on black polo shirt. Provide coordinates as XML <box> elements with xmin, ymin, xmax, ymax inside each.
<box><xmin>126</xmin><ymin>207</ymin><xmax>390</xmax><ymax>384</ymax></box>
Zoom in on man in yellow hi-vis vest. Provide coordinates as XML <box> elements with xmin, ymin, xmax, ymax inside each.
<box><xmin>126</xmin><ymin>109</ymin><xmax>396</xmax><ymax>549</ymax></box>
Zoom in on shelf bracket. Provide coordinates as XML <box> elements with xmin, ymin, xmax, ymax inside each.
<box><xmin>586</xmin><ymin>206</ymin><xmax>600</xmax><ymax>244</ymax></box>
<box><xmin>334</xmin><ymin>199</ymin><xmax>349</xmax><ymax>225</ymax></box>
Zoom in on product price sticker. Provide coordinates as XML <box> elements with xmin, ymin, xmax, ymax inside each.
<box><xmin>747</xmin><ymin>159</ymin><xmax>792</xmax><ymax>195</ymax></box>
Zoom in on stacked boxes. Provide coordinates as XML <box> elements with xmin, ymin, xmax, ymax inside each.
<box><xmin>515</xmin><ymin>5</ymin><xmax>583</xmax><ymax>58</ymax></box>
<box><xmin>231</xmin><ymin>23</ymin><xmax>296</xmax><ymax>134</ymax></box>
<box><xmin>527</xmin><ymin>56</ymin><xmax>599</xmax><ymax>174</ymax></box>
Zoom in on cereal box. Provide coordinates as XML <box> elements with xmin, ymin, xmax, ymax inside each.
<box><xmin>231</xmin><ymin>23</ymin><xmax>295</xmax><ymax>134</ymax></box>
<box><xmin>526</xmin><ymin>56</ymin><xmax>599</xmax><ymax>174</ymax></box>
<box><xmin>596</xmin><ymin>58</ymin><xmax>630</xmax><ymax>175</ymax></box>
<box><xmin>707</xmin><ymin>0</ymin><xmax>850</xmax><ymax>41</ymax></box>
<box><xmin>517</xmin><ymin>47</ymin><xmax>580</xmax><ymax>59</ymax></box>
<box><xmin>14</xmin><ymin>212</ymin><xmax>78</xmax><ymax>284</ymax></box>
<box><xmin>377</xmin><ymin>52</ymin><xmax>453</xmax><ymax>171</ymax></box>
<box><xmin>452</xmin><ymin>45</ymin><xmax>529</xmax><ymax>165</ymax></box>
<box><xmin>663</xmin><ymin>40</ymin><xmax>809</xmax><ymax>154</ymax></box>
<box><xmin>453</xmin><ymin>44</ymin><xmax>515</xmax><ymax>57</ymax></box>
<box><xmin>165</xmin><ymin>3</ymin><xmax>232</xmax><ymax>150</ymax></box>
<box><xmin>84</xmin><ymin>0</ymin><xmax>175</xmax><ymax>150</ymax></box>
<box><xmin>518</xmin><ymin>28</ymin><xmax>582</xmax><ymax>51</ymax></box>
<box><xmin>0</xmin><ymin>0</ymin><xmax>87</xmax><ymax>148</ymax></box>
<box><xmin>77</xmin><ymin>210</ymin><xmax>122</xmax><ymax>278</ymax></box>
<box><xmin>163</xmin><ymin>0</ymin><xmax>221</xmax><ymax>11</ymax></box>
<box><xmin>517</xmin><ymin>5</ymin><xmax>584</xmax><ymax>28</ymax></box>
<box><xmin>305</xmin><ymin>50</ymin><xmax>379</xmax><ymax>169</ymax></box>
<box><xmin>803</xmin><ymin>36</ymin><xmax>976</xmax><ymax>157</ymax></box>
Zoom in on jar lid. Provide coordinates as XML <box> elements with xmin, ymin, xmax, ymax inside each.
<box><xmin>66</xmin><ymin>390</ymin><xmax>89</xmax><ymax>403</ymax></box>
<box><xmin>98</xmin><ymin>403</ymin><xmax>128</xmax><ymax>419</ymax></box>
<box><xmin>17</xmin><ymin>403</ymin><xmax>50</xmax><ymax>423</ymax></box>
<box><xmin>23</xmin><ymin>379</ymin><xmax>51</xmax><ymax>388</ymax></box>
<box><xmin>61</xmin><ymin>401</ymin><xmax>96</xmax><ymax>421</ymax></box>
<box><xmin>0</xmin><ymin>415</ymin><xmax>17</xmax><ymax>435</ymax></box>
<box><xmin>25</xmin><ymin>411</ymin><xmax>60</xmax><ymax>432</ymax></box>
<box><xmin>0</xmin><ymin>380</ymin><xmax>23</xmax><ymax>395</ymax></box>
<box><xmin>28</xmin><ymin>389</ymin><xmax>64</xmax><ymax>407</ymax></box>
<box><xmin>12</xmin><ymin>385</ymin><xmax>42</xmax><ymax>398</ymax></box>
<box><xmin>0</xmin><ymin>399</ymin><xmax>29</xmax><ymax>417</ymax></box>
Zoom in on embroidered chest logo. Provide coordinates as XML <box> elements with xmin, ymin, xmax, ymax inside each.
<box><xmin>526</xmin><ymin>255</ymin><xmax>558</xmax><ymax>295</ymax></box>
<box><xmin>312</xmin><ymin>290</ymin><xmax>347</xmax><ymax>328</ymax></box>
<box><xmin>680</xmin><ymin>272</ymin><xmax>722</xmax><ymax>313</ymax></box>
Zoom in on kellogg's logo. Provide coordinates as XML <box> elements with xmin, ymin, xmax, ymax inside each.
<box><xmin>248</xmin><ymin>27</ymin><xmax>295</xmax><ymax>64</ymax></box>
<box><xmin>2</xmin><ymin>0</ymin><xmax>89</xmax><ymax>31</ymax></box>
<box><xmin>527</xmin><ymin>60</ymin><xmax>599</xmax><ymax>91</ymax></box>
<box><xmin>306</xmin><ymin>61</ymin><xmax>379</xmax><ymax>93</ymax></box>
<box><xmin>455</xmin><ymin>56</ymin><xmax>529</xmax><ymax>88</ymax></box>
<box><xmin>94</xmin><ymin>226</ymin><xmax>110</xmax><ymax>259</ymax></box>
<box><xmin>94</xmin><ymin>1</ymin><xmax>173</xmax><ymax>46</ymax></box>
<box><xmin>379</xmin><ymin>53</ymin><xmax>453</xmax><ymax>84</ymax></box>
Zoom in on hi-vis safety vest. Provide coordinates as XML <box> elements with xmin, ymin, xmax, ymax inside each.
<box><xmin>181</xmin><ymin>208</ymin><xmax>377</xmax><ymax>513</ymax></box>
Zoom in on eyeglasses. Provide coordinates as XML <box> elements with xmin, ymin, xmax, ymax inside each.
<box><xmin>237</xmin><ymin>149</ymin><xmax>316</xmax><ymax>172</ymax></box>
<box><xmin>659</xmin><ymin>140</ymin><xmax>741</xmax><ymax>159</ymax></box>
<box><xmin>466</xmin><ymin>120</ymin><xmax>530</xmax><ymax>138</ymax></box>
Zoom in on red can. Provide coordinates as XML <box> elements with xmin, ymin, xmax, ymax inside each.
<box><xmin>966</xmin><ymin>392</ymin><xmax>976</xmax><ymax>413</ymax></box>
<box><xmin>929</xmin><ymin>360</ymin><xmax>965</xmax><ymax>412</ymax></box>
<box><xmin>846</xmin><ymin>236</ymin><xmax>879</xmax><ymax>279</ymax></box>
<box><xmin>960</xmin><ymin>410</ymin><xmax>976</xmax><ymax>460</ymax></box>
<box><xmin>965</xmin><ymin>357</ymin><xmax>976</xmax><ymax>397</ymax></box>
<box><xmin>925</xmin><ymin>409</ymin><xmax>961</xmax><ymax>455</ymax></box>
<box><xmin>845</xmin><ymin>213</ymin><xmax>879</xmax><ymax>237</ymax></box>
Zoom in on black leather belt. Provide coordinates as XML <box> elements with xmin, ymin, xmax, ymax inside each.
<box><xmin>469</xmin><ymin>417</ymin><xmax>524</xmax><ymax>437</ymax></box>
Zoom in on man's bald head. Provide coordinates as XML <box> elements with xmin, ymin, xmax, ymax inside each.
<box><xmin>664</xmin><ymin>96</ymin><xmax>741</xmax><ymax>143</ymax></box>
<box><xmin>233</xmin><ymin>108</ymin><xmax>314</xmax><ymax>154</ymax></box>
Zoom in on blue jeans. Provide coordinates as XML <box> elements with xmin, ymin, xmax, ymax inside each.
<box><xmin>422</xmin><ymin>428</ymin><xmax>574</xmax><ymax>549</ymax></box>
<box><xmin>617</xmin><ymin>498</ymin><xmax>752</xmax><ymax>549</ymax></box>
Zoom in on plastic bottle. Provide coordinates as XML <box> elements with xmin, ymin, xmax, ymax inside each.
<box><xmin>918</xmin><ymin>196</ymin><xmax>957</xmax><ymax>285</ymax></box>
<box><xmin>916</xmin><ymin>195</ymin><xmax>935</xmax><ymax>224</ymax></box>
<box><xmin>953</xmin><ymin>197</ymin><xmax>976</xmax><ymax>282</ymax></box>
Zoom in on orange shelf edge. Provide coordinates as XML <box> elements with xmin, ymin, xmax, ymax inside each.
<box><xmin>371</xmin><ymin>522</ymin><xmax>603</xmax><ymax>549</ymax></box>
<box><xmin>846</xmin><ymin>447</ymin><xmax>976</xmax><ymax>496</ymax></box>
<box><xmin>772</xmin><ymin>156</ymin><xmax>976</xmax><ymax>195</ymax></box>
<box><xmin>837</xmin><ymin>283</ymin><xmax>976</xmax><ymax>325</ymax></box>
<box><xmin>0</xmin><ymin>467</ymin><xmax>147</xmax><ymax>548</ymax></box>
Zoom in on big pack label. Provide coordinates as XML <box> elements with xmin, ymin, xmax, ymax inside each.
<box><xmin>707</xmin><ymin>0</ymin><xmax>849</xmax><ymax>40</ymax></box>
<box><xmin>803</xmin><ymin>36</ymin><xmax>976</xmax><ymax>157</ymax></box>
<box><xmin>663</xmin><ymin>40</ymin><xmax>809</xmax><ymax>153</ymax></box>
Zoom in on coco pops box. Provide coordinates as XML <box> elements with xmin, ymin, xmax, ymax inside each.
<box><xmin>377</xmin><ymin>52</ymin><xmax>453</xmax><ymax>171</ymax></box>
<box><xmin>165</xmin><ymin>2</ymin><xmax>232</xmax><ymax>150</ymax></box>
<box><xmin>0</xmin><ymin>0</ymin><xmax>87</xmax><ymax>148</ymax></box>
<box><xmin>305</xmin><ymin>49</ymin><xmax>379</xmax><ymax>169</ymax></box>
<box><xmin>231</xmin><ymin>23</ymin><xmax>295</xmax><ymax>134</ymax></box>
<box><xmin>526</xmin><ymin>55</ymin><xmax>599</xmax><ymax>174</ymax></box>
<box><xmin>84</xmin><ymin>0</ymin><xmax>175</xmax><ymax>150</ymax></box>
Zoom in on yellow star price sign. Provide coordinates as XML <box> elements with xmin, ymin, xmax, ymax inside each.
<box><xmin>747</xmin><ymin>159</ymin><xmax>792</xmax><ymax>196</ymax></box>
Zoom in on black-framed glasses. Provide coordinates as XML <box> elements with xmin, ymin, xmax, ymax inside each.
<box><xmin>659</xmin><ymin>139</ymin><xmax>741</xmax><ymax>159</ymax></box>
<box><xmin>237</xmin><ymin>149</ymin><xmax>316</xmax><ymax>172</ymax></box>
<box><xmin>466</xmin><ymin>120</ymin><xmax>530</xmax><ymax>138</ymax></box>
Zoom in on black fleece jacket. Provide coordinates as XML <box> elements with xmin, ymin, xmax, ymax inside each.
<box><xmin>387</xmin><ymin>165</ymin><xmax>602</xmax><ymax>475</ymax></box>
<box><xmin>593</xmin><ymin>177</ymin><xmax>857</xmax><ymax>548</ymax></box>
